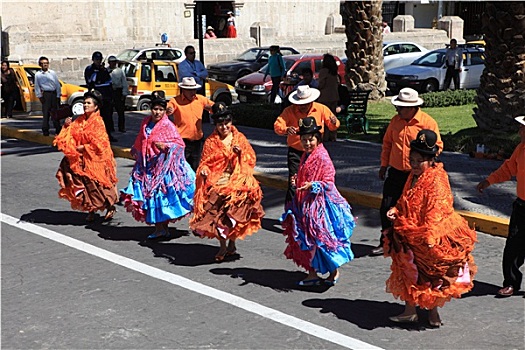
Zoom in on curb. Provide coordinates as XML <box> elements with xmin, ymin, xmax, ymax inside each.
<box><xmin>2</xmin><ymin>125</ymin><xmax>509</xmax><ymax>237</ymax></box>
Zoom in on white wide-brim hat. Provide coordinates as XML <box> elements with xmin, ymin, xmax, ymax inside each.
<box><xmin>391</xmin><ymin>87</ymin><xmax>424</xmax><ymax>107</ymax></box>
<box><xmin>206</xmin><ymin>26</ymin><xmax>214</xmax><ymax>31</ymax></box>
<box><xmin>178</xmin><ymin>77</ymin><xmax>202</xmax><ymax>90</ymax></box>
<box><xmin>288</xmin><ymin>85</ymin><xmax>321</xmax><ymax>105</ymax></box>
<box><xmin>515</xmin><ymin>116</ymin><xmax>525</xmax><ymax>126</ymax></box>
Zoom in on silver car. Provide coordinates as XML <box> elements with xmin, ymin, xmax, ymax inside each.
<box><xmin>115</xmin><ymin>46</ymin><xmax>184</xmax><ymax>63</ymax></box>
<box><xmin>383</xmin><ymin>42</ymin><xmax>429</xmax><ymax>71</ymax></box>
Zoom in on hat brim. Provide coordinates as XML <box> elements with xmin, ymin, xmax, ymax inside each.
<box><xmin>515</xmin><ymin>116</ymin><xmax>525</xmax><ymax>126</ymax></box>
<box><xmin>391</xmin><ymin>96</ymin><xmax>424</xmax><ymax>107</ymax></box>
<box><xmin>297</xmin><ymin>125</ymin><xmax>322</xmax><ymax>135</ymax></box>
<box><xmin>288</xmin><ymin>89</ymin><xmax>321</xmax><ymax>105</ymax></box>
<box><xmin>410</xmin><ymin>140</ymin><xmax>439</xmax><ymax>156</ymax></box>
<box><xmin>178</xmin><ymin>83</ymin><xmax>202</xmax><ymax>90</ymax></box>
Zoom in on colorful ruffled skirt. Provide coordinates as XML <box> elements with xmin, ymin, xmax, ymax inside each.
<box><xmin>121</xmin><ymin>159</ymin><xmax>195</xmax><ymax>224</ymax></box>
<box><xmin>281</xmin><ymin>186</ymin><xmax>355</xmax><ymax>275</ymax></box>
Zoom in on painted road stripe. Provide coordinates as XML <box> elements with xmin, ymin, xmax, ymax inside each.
<box><xmin>2</xmin><ymin>213</ymin><xmax>382</xmax><ymax>350</ymax></box>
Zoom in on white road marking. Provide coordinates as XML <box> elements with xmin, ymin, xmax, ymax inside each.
<box><xmin>2</xmin><ymin>213</ymin><xmax>382</xmax><ymax>350</ymax></box>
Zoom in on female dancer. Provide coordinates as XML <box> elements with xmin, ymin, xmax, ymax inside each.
<box><xmin>120</xmin><ymin>95</ymin><xmax>195</xmax><ymax>239</ymax></box>
<box><xmin>54</xmin><ymin>90</ymin><xmax>118</xmax><ymax>222</ymax></box>
<box><xmin>281</xmin><ymin>117</ymin><xmax>355</xmax><ymax>286</ymax></box>
<box><xmin>385</xmin><ymin>129</ymin><xmax>477</xmax><ymax>327</ymax></box>
<box><xmin>190</xmin><ymin>102</ymin><xmax>264</xmax><ymax>261</ymax></box>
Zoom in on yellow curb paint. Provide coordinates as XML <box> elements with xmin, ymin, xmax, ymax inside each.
<box><xmin>1</xmin><ymin>125</ymin><xmax>510</xmax><ymax>237</ymax></box>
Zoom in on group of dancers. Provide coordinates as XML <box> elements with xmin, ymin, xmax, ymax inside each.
<box><xmin>53</xmin><ymin>88</ymin><xmax>479</xmax><ymax>328</ymax></box>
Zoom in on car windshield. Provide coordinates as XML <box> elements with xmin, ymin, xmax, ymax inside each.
<box><xmin>116</xmin><ymin>49</ymin><xmax>140</xmax><ymax>61</ymax></box>
<box><xmin>257</xmin><ymin>58</ymin><xmax>296</xmax><ymax>73</ymax></box>
<box><xmin>412</xmin><ymin>51</ymin><xmax>445</xmax><ymax>67</ymax></box>
<box><xmin>237</xmin><ymin>48</ymin><xmax>263</xmax><ymax>61</ymax></box>
<box><xmin>120</xmin><ymin>62</ymin><xmax>138</xmax><ymax>78</ymax></box>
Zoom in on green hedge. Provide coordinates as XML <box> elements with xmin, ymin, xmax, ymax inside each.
<box><xmin>420</xmin><ymin>89</ymin><xmax>476</xmax><ymax>108</ymax></box>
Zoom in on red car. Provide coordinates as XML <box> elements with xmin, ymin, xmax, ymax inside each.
<box><xmin>234</xmin><ymin>53</ymin><xmax>346</xmax><ymax>103</ymax></box>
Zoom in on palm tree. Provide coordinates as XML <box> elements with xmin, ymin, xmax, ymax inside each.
<box><xmin>473</xmin><ymin>2</ymin><xmax>525</xmax><ymax>132</ymax></box>
<box><xmin>341</xmin><ymin>0</ymin><xmax>386</xmax><ymax>100</ymax></box>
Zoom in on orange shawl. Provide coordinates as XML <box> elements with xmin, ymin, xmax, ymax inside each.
<box><xmin>53</xmin><ymin>111</ymin><xmax>117</xmax><ymax>188</ymax></box>
<box><xmin>191</xmin><ymin>126</ymin><xmax>262</xmax><ymax>224</ymax></box>
<box><xmin>385</xmin><ymin>163</ymin><xmax>477</xmax><ymax>308</ymax></box>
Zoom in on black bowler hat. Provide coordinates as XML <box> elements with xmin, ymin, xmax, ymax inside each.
<box><xmin>410</xmin><ymin>129</ymin><xmax>439</xmax><ymax>156</ymax></box>
<box><xmin>211</xmin><ymin>102</ymin><xmax>233</xmax><ymax>124</ymax></box>
<box><xmin>297</xmin><ymin>116</ymin><xmax>322</xmax><ymax>135</ymax></box>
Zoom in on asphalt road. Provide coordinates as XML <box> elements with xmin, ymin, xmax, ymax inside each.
<box><xmin>1</xmin><ymin>138</ymin><xmax>524</xmax><ymax>350</ymax></box>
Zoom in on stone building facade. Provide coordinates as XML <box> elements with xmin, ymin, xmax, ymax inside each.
<box><xmin>2</xmin><ymin>0</ymin><xmax>456</xmax><ymax>83</ymax></box>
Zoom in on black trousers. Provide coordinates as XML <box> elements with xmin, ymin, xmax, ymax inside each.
<box><xmin>270</xmin><ymin>76</ymin><xmax>282</xmax><ymax>104</ymax></box>
<box><xmin>379</xmin><ymin>167</ymin><xmax>410</xmax><ymax>244</ymax></box>
<box><xmin>2</xmin><ymin>91</ymin><xmax>16</xmax><ymax>117</ymax></box>
<box><xmin>112</xmin><ymin>89</ymin><xmax>126</xmax><ymax>131</ymax></box>
<box><xmin>502</xmin><ymin>198</ymin><xmax>525</xmax><ymax>290</ymax></box>
<box><xmin>183</xmin><ymin>138</ymin><xmax>204</xmax><ymax>171</ymax></box>
<box><xmin>285</xmin><ymin>146</ymin><xmax>304</xmax><ymax>206</ymax></box>
<box><xmin>41</xmin><ymin>91</ymin><xmax>61</xmax><ymax>134</ymax></box>
<box><xmin>444</xmin><ymin>65</ymin><xmax>460</xmax><ymax>90</ymax></box>
<box><xmin>100</xmin><ymin>99</ymin><xmax>115</xmax><ymax>135</ymax></box>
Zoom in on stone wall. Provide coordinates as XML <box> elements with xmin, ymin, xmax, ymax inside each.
<box><xmin>2</xmin><ymin>1</ymin><xmax>450</xmax><ymax>84</ymax></box>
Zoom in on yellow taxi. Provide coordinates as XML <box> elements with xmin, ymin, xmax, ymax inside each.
<box><xmin>9</xmin><ymin>62</ymin><xmax>87</xmax><ymax>114</ymax></box>
<box><xmin>120</xmin><ymin>60</ymin><xmax>238</xmax><ymax>110</ymax></box>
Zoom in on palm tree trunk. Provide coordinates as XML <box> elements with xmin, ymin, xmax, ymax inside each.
<box><xmin>342</xmin><ymin>0</ymin><xmax>386</xmax><ymax>100</ymax></box>
<box><xmin>473</xmin><ymin>2</ymin><xmax>525</xmax><ymax>132</ymax></box>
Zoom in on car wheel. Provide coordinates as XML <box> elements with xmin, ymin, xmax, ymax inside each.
<box><xmin>71</xmin><ymin>98</ymin><xmax>84</xmax><ymax>115</ymax></box>
<box><xmin>138</xmin><ymin>98</ymin><xmax>151</xmax><ymax>111</ymax></box>
<box><xmin>422</xmin><ymin>79</ymin><xmax>439</xmax><ymax>93</ymax></box>
<box><xmin>236</xmin><ymin>70</ymin><xmax>252</xmax><ymax>80</ymax></box>
<box><xmin>214</xmin><ymin>93</ymin><xmax>232</xmax><ymax>106</ymax></box>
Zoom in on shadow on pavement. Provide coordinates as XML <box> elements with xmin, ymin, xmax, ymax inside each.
<box><xmin>302</xmin><ymin>298</ymin><xmax>431</xmax><ymax>331</ymax></box>
<box><xmin>463</xmin><ymin>279</ymin><xmax>525</xmax><ymax>298</ymax></box>
<box><xmin>20</xmin><ymin>209</ymin><xmax>96</xmax><ymax>226</ymax></box>
<box><xmin>209</xmin><ymin>267</ymin><xmax>333</xmax><ymax>293</ymax></box>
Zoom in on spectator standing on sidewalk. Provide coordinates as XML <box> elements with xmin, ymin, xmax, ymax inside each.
<box><xmin>34</xmin><ymin>56</ymin><xmax>62</xmax><ymax>136</ymax></box>
<box><xmin>264</xmin><ymin>45</ymin><xmax>286</xmax><ymax>104</ymax></box>
<box><xmin>274</xmin><ymin>85</ymin><xmax>339</xmax><ymax>206</ymax></box>
<box><xmin>178</xmin><ymin>45</ymin><xmax>208</xmax><ymax>95</ymax></box>
<box><xmin>166</xmin><ymin>77</ymin><xmax>214</xmax><ymax>171</ymax></box>
<box><xmin>443</xmin><ymin>39</ymin><xmax>463</xmax><ymax>90</ymax></box>
<box><xmin>84</xmin><ymin>51</ymin><xmax>117</xmax><ymax>142</ymax></box>
<box><xmin>107</xmin><ymin>55</ymin><xmax>128</xmax><ymax>133</ymax></box>
<box><xmin>477</xmin><ymin>115</ymin><xmax>525</xmax><ymax>298</ymax></box>
<box><xmin>371</xmin><ymin>88</ymin><xmax>442</xmax><ymax>256</ymax></box>
<box><xmin>317</xmin><ymin>53</ymin><xmax>340</xmax><ymax>142</ymax></box>
<box><xmin>1</xmin><ymin>60</ymin><xmax>19</xmax><ymax>119</ymax></box>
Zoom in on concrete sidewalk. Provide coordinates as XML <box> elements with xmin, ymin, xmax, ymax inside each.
<box><xmin>1</xmin><ymin>111</ymin><xmax>514</xmax><ymax>236</ymax></box>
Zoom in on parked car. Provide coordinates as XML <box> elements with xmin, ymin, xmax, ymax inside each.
<box><xmin>8</xmin><ymin>62</ymin><xmax>87</xmax><ymax>114</ymax></box>
<box><xmin>383</xmin><ymin>41</ymin><xmax>429</xmax><ymax>71</ymax></box>
<box><xmin>235</xmin><ymin>53</ymin><xmax>346</xmax><ymax>103</ymax></box>
<box><xmin>385</xmin><ymin>46</ymin><xmax>486</xmax><ymax>93</ymax></box>
<box><xmin>115</xmin><ymin>45</ymin><xmax>184</xmax><ymax>63</ymax></box>
<box><xmin>120</xmin><ymin>60</ymin><xmax>238</xmax><ymax>110</ymax></box>
<box><xmin>207</xmin><ymin>46</ymin><xmax>299</xmax><ymax>83</ymax></box>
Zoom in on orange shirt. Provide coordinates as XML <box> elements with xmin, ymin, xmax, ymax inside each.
<box><xmin>274</xmin><ymin>102</ymin><xmax>339</xmax><ymax>151</ymax></box>
<box><xmin>380</xmin><ymin>109</ymin><xmax>443</xmax><ymax>171</ymax></box>
<box><xmin>487</xmin><ymin>142</ymin><xmax>525</xmax><ymax>200</ymax></box>
<box><xmin>167</xmin><ymin>94</ymin><xmax>214</xmax><ymax>140</ymax></box>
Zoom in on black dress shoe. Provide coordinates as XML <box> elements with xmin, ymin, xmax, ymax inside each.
<box><xmin>497</xmin><ymin>286</ymin><xmax>515</xmax><ymax>297</ymax></box>
<box><xmin>370</xmin><ymin>246</ymin><xmax>384</xmax><ymax>256</ymax></box>
<box><xmin>119</xmin><ymin>128</ymin><xmax>126</xmax><ymax>133</ymax></box>
<box><xmin>43</xmin><ymin>131</ymin><xmax>50</xmax><ymax>136</ymax></box>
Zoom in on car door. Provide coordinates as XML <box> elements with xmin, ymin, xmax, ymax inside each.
<box><xmin>21</xmin><ymin>66</ymin><xmax>43</xmax><ymax>112</ymax></box>
<box><xmin>463</xmin><ymin>52</ymin><xmax>485</xmax><ymax>89</ymax></box>
<box><xmin>153</xmin><ymin>62</ymin><xmax>179</xmax><ymax>99</ymax></box>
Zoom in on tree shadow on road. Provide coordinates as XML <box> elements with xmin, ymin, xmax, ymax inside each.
<box><xmin>210</xmin><ymin>267</ymin><xmax>333</xmax><ymax>293</ymax></box>
<box><xmin>303</xmin><ymin>298</ymin><xmax>430</xmax><ymax>331</ymax></box>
